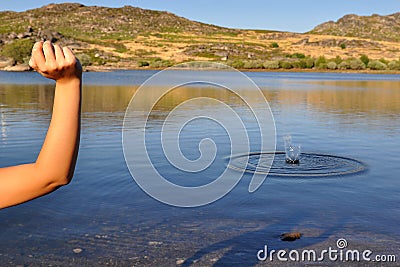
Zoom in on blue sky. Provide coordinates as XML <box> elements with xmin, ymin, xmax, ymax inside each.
<box><xmin>1</xmin><ymin>0</ymin><xmax>399</xmax><ymax>33</ymax></box>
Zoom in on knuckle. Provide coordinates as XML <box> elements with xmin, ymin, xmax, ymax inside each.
<box><xmin>69</xmin><ymin>59</ymin><xmax>77</xmax><ymax>67</ymax></box>
<box><xmin>65</xmin><ymin>59</ymin><xmax>76</xmax><ymax>68</ymax></box>
<box><xmin>46</xmin><ymin>62</ymin><xmax>57</xmax><ymax>71</ymax></box>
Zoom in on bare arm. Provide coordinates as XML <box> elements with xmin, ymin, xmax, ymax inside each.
<box><xmin>0</xmin><ymin>41</ymin><xmax>82</xmax><ymax>209</ymax></box>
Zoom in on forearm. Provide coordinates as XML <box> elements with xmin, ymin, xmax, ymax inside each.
<box><xmin>0</xmin><ymin>41</ymin><xmax>82</xmax><ymax>209</ymax></box>
<box><xmin>0</xmin><ymin>79</ymin><xmax>81</xmax><ymax>209</ymax></box>
<box><xmin>35</xmin><ymin>78</ymin><xmax>81</xmax><ymax>185</ymax></box>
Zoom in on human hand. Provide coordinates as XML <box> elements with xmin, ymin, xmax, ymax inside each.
<box><xmin>29</xmin><ymin>41</ymin><xmax>82</xmax><ymax>84</ymax></box>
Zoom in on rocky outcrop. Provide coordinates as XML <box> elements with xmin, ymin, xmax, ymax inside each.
<box><xmin>0</xmin><ymin>26</ymin><xmax>64</xmax><ymax>45</ymax></box>
<box><xmin>3</xmin><ymin>64</ymin><xmax>31</xmax><ymax>72</ymax></box>
<box><xmin>309</xmin><ymin>13</ymin><xmax>400</xmax><ymax>42</ymax></box>
<box><xmin>301</xmin><ymin>38</ymin><xmax>380</xmax><ymax>48</ymax></box>
<box><xmin>36</xmin><ymin>29</ymin><xmax>64</xmax><ymax>43</ymax></box>
<box><xmin>0</xmin><ymin>56</ymin><xmax>15</xmax><ymax>68</ymax></box>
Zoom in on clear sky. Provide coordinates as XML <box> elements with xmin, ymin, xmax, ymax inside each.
<box><xmin>1</xmin><ymin>0</ymin><xmax>399</xmax><ymax>33</ymax></box>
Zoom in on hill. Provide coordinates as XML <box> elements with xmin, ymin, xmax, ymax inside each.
<box><xmin>1</xmin><ymin>3</ymin><xmax>399</xmax><ymax>71</ymax></box>
<box><xmin>309</xmin><ymin>13</ymin><xmax>400</xmax><ymax>42</ymax></box>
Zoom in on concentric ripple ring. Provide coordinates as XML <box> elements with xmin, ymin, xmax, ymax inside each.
<box><xmin>228</xmin><ymin>152</ymin><xmax>367</xmax><ymax>178</ymax></box>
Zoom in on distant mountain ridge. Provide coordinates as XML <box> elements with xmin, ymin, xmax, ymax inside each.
<box><xmin>309</xmin><ymin>13</ymin><xmax>400</xmax><ymax>42</ymax></box>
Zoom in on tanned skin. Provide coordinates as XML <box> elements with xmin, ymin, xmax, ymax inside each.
<box><xmin>0</xmin><ymin>41</ymin><xmax>82</xmax><ymax>209</ymax></box>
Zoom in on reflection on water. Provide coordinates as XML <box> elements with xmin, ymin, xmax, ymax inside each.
<box><xmin>273</xmin><ymin>80</ymin><xmax>400</xmax><ymax>115</ymax></box>
<box><xmin>1</xmin><ymin>78</ymin><xmax>399</xmax><ymax>116</ymax></box>
<box><xmin>0</xmin><ymin>84</ymin><xmax>135</xmax><ymax>113</ymax></box>
<box><xmin>0</xmin><ymin>71</ymin><xmax>399</xmax><ymax>265</ymax></box>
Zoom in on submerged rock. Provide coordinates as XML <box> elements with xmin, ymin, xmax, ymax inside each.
<box><xmin>73</xmin><ymin>248</ymin><xmax>83</xmax><ymax>254</ymax></box>
<box><xmin>176</xmin><ymin>259</ymin><xmax>185</xmax><ymax>265</ymax></box>
<box><xmin>280</xmin><ymin>232</ymin><xmax>302</xmax><ymax>241</ymax></box>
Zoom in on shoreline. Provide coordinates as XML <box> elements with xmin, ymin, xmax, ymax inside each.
<box><xmin>53</xmin><ymin>65</ymin><xmax>400</xmax><ymax>75</ymax></box>
<box><xmin>2</xmin><ymin>64</ymin><xmax>400</xmax><ymax>75</ymax></box>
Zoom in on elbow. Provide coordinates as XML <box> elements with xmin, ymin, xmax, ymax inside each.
<box><xmin>53</xmin><ymin>175</ymin><xmax>72</xmax><ymax>187</ymax></box>
<box><xmin>49</xmin><ymin>170</ymin><xmax>74</xmax><ymax>188</ymax></box>
<box><xmin>43</xmin><ymin>174</ymin><xmax>73</xmax><ymax>193</ymax></box>
<box><xmin>33</xmin><ymin>163</ymin><xmax>75</xmax><ymax>190</ymax></box>
<box><xmin>43</xmin><ymin>173</ymin><xmax>72</xmax><ymax>191</ymax></box>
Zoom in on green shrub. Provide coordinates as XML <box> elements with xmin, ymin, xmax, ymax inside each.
<box><xmin>149</xmin><ymin>58</ymin><xmax>173</xmax><ymax>68</ymax></box>
<box><xmin>263</xmin><ymin>60</ymin><xmax>280</xmax><ymax>69</ymax></box>
<box><xmin>302</xmin><ymin>57</ymin><xmax>315</xmax><ymax>69</ymax></box>
<box><xmin>315</xmin><ymin>56</ymin><xmax>327</xmax><ymax>69</ymax></box>
<box><xmin>243</xmin><ymin>60</ymin><xmax>263</xmax><ymax>69</ymax></box>
<box><xmin>333</xmin><ymin>56</ymin><xmax>343</xmax><ymax>64</ymax></box>
<box><xmin>340</xmin><ymin>43</ymin><xmax>346</xmax><ymax>49</ymax></box>
<box><xmin>379</xmin><ymin>58</ymin><xmax>389</xmax><ymax>65</ymax></box>
<box><xmin>271</xmin><ymin>42</ymin><xmax>279</xmax><ymax>48</ymax></box>
<box><xmin>291</xmin><ymin>60</ymin><xmax>307</xmax><ymax>69</ymax></box>
<box><xmin>291</xmin><ymin>53</ymin><xmax>305</xmax><ymax>59</ymax></box>
<box><xmin>388</xmin><ymin>60</ymin><xmax>400</xmax><ymax>70</ymax></box>
<box><xmin>360</xmin><ymin>54</ymin><xmax>369</xmax><ymax>66</ymax></box>
<box><xmin>327</xmin><ymin>62</ymin><xmax>337</xmax><ymax>70</ymax></box>
<box><xmin>229</xmin><ymin>60</ymin><xmax>245</xmax><ymax>69</ymax></box>
<box><xmin>0</xmin><ymin>39</ymin><xmax>35</xmax><ymax>63</ymax></box>
<box><xmin>243</xmin><ymin>61</ymin><xmax>254</xmax><ymax>69</ymax></box>
<box><xmin>338</xmin><ymin>61</ymin><xmax>351</xmax><ymax>70</ymax></box>
<box><xmin>255</xmin><ymin>60</ymin><xmax>265</xmax><ymax>69</ymax></box>
<box><xmin>368</xmin><ymin>60</ymin><xmax>387</xmax><ymax>70</ymax></box>
<box><xmin>279</xmin><ymin>61</ymin><xmax>293</xmax><ymax>69</ymax></box>
<box><xmin>349</xmin><ymin>58</ymin><xmax>366</xmax><ymax>70</ymax></box>
<box><xmin>138</xmin><ymin>60</ymin><xmax>150</xmax><ymax>67</ymax></box>
<box><xmin>112</xmin><ymin>42</ymin><xmax>128</xmax><ymax>53</ymax></box>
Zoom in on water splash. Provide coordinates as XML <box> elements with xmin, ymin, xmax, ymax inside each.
<box><xmin>284</xmin><ymin>135</ymin><xmax>301</xmax><ymax>164</ymax></box>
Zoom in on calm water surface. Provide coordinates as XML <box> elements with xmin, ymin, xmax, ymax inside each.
<box><xmin>0</xmin><ymin>70</ymin><xmax>399</xmax><ymax>266</ymax></box>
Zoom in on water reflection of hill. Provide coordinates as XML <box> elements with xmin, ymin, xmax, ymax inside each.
<box><xmin>1</xmin><ymin>81</ymin><xmax>399</xmax><ymax>118</ymax></box>
<box><xmin>269</xmin><ymin>80</ymin><xmax>400</xmax><ymax>116</ymax></box>
<box><xmin>0</xmin><ymin>85</ymin><xmax>136</xmax><ymax>113</ymax></box>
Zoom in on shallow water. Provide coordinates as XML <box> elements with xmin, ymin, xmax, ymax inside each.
<box><xmin>1</xmin><ymin>70</ymin><xmax>399</xmax><ymax>266</ymax></box>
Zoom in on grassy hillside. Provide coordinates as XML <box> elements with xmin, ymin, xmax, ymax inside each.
<box><xmin>1</xmin><ymin>3</ymin><xmax>399</xmax><ymax>71</ymax></box>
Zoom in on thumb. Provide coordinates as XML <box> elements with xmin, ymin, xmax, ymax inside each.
<box><xmin>29</xmin><ymin>57</ymin><xmax>37</xmax><ymax>69</ymax></box>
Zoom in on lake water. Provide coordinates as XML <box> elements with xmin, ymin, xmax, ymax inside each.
<box><xmin>0</xmin><ymin>70</ymin><xmax>399</xmax><ymax>266</ymax></box>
